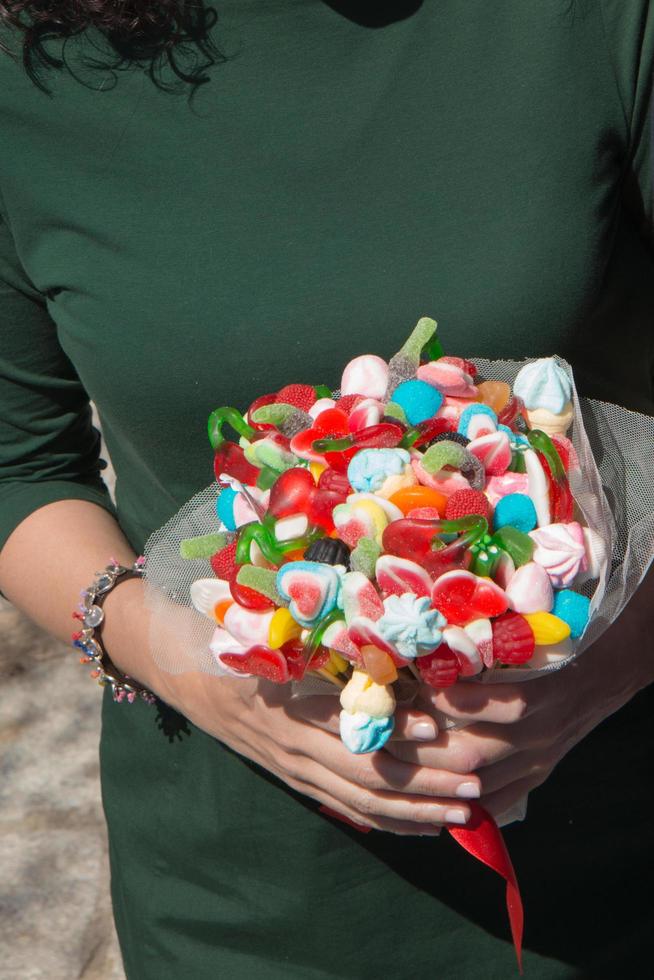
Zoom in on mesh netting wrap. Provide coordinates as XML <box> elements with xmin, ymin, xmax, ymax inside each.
<box><xmin>142</xmin><ymin>356</ymin><xmax>654</xmax><ymax>688</ymax></box>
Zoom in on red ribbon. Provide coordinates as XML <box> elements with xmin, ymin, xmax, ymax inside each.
<box><xmin>319</xmin><ymin>802</ymin><xmax>523</xmax><ymax>973</ymax></box>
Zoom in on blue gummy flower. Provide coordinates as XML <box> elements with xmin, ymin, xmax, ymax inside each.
<box><xmin>552</xmin><ymin>590</ymin><xmax>590</xmax><ymax>639</ymax></box>
<box><xmin>347</xmin><ymin>448</ymin><xmax>411</xmax><ymax>493</ymax></box>
<box><xmin>216</xmin><ymin>487</ymin><xmax>238</xmax><ymax>531</ymax></box>
<box><xmin>493</xmin><ymin>493</ymin><xmax>538</xmax><ymax>533</ymax></box>
<box><xmin>391</xmin><ymin>379</ymin><xmax>443</xmax><ymax>425</ymax></box>
<box><xmin>339</xmin><ymin>711</ymin><xmax>395</xmax><ymax>754</ymax></box>
<box><xmin>376</xmin><ymin>593</ymin><xmax>446</xmax><ymax>660</ymax></box>
<box><xmin>458</xmin><ymin>403</ymin><xmax>498</xmax><ymax>438</ymax></box>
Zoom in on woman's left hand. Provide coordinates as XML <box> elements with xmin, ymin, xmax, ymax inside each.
<box><xmin>385</xmin><ymin>568</ymin><xmax>654</xmax><ymax>822</ymax></box>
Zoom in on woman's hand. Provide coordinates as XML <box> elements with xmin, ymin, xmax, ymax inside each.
<box><xmin>163</xmin><ymin>670</ymin><xmax>481</xmax><ymax>834</ymax></box>
<box><xmin>385</xmin><ymin>570</ymin><xmax>654</xmax><ymax>822</ymax></box>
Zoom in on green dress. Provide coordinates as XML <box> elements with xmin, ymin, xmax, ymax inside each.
<box><xmin>1</xmin><ymin>2</ymin><xmax>652</xmax><ymax>976</ymax></box>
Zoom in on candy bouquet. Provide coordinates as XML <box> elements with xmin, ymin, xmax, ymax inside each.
<box><xmin>142</xmin><ymin>317</ymin><xmax>654</xmax><ymax>970</ymax></box>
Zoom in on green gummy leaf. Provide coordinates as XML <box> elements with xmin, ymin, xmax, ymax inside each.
<box><xmin>350</xmin><ymin>537</ymin><xmax>382</xmax><ymax>580</ymax></box>
<box><xmin>179</xmin><ymin>533</ymin><xmax>230</xmax><ymax>560</ymax></box>
<box><xmin>236</xmin><ymin>565</ymin><xmax>287</xmax><ymax>605</ymax></box>
<box><xmin>421</xmin><ymin>440</ymin><xmax>466</xmax><ymax>474</ymax></box>
<box><xmin>314</xmin><ymin>384</ymin><xmax>333</xmax><ymax>399</ymax></box>
<box><xmin>492</xmin><ymin>526</ymin><xmax>534</xmax><ymax>567</ymax></box>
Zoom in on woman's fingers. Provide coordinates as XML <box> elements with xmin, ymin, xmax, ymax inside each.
<box><xmin>385</xmin><ymin>723</ymin><xmax>517</xmax><ymax>772</ymax></box>
<box><xmin>286</xmin><ymin>695</ymin><xmax>439</xmax><ymax>741</ymax></box>
<box><xmin>418</xmin><ymin>682</ymin><xmax>533</xmax><ymax>725</ymax></box>
<box><xmin>292</xmin><ymin>721</ymin><xmax>480</xmax><ymax>803</ymax></box>
<box><xmin>480</xmin><ymin>770</ymin><xmax>553</xmax><ymax>822</ymax></box>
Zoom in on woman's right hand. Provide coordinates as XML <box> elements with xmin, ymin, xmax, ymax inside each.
<box><xmin>162</xmin><ymin>669</ymin><xmax>479</xmax><ymax>835</ymax></box>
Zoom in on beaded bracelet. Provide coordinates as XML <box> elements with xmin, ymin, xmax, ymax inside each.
<box><xmin>72</xmin><ymin>557</ymin><xmax>156</xmax><ymax>704</ymax></box>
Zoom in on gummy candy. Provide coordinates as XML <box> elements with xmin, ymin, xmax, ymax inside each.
<box><xmin>267</xmin><ymin>467</ymin><xmax>316</xmax><ymax>520</ymax></box>
<box><xmin>360</xmin><ymin>646</ymin><xmax>399</xmax><ymax>686</ymax></box>
<box><xmin>220</xmin><ymin>645</ymin><xmax>290</xmax><ymax>684</ymax></box>
<box><xmin>210</xmin><ymin>540</ymin><xmax>239</xmax><ymax>580</ymax></box>
<box><xmin>492</xmin><ymin>612</ymin><xmax>535</xmax><ymax>665</ymax></box>
<box><xmin>457</xmin><ymin>404</ymin><xmax>498</xmax><ymax>439</ymax></box>
<box><xmin>213</xmin><ymin>442</ymin><xmax>261</xmax><ymax>486</ymax></box>
<box><xmin>522</xmin><ymin>611</ymin><xmax>571</xmax><ymax>645</ymax></box>
<box><xmin>417</xmin><ymin>646</ymin><xmax>460</xmax><ymax>688</ymax></box>
<box><xmin>276</xmin><ymin>383</ymin><xmax>317</xmax><ymax>412</ymax></box>
<box><xmin>442</xmin><ymin>625</ymin><xmax>483</xmax><ymax>676</ymax></box>
<box><xmin>467</xmin><ymin>431</ymin><xmax>512</xmax><ymax>476</ymax></box>
<box><xmin>445</xmin><ymin>489</ymin><xmax>492</xmax><ymax>522</ymax></box>
<box><xmin>389</xmin><ymin>485</ymin><xmax>448</xmax><ymax>516</ymax></box>
<box><xmin>420</xmin><ymin>439</ymin><xmax>467</xmax><ymax>474</ymax></box>
<box><xmin>493</xmin><ymin>493</ymin><xmax>538</xmax><ymax>534</ymax></box>
<box><xmin>391</xmin><ymin>379</ymin><xmax>444</xmax><ymax>425</ymax></box>
<box><xmin>349</xmin><ymin>537</ymin><xmax>382</xmax><ymax>579</ymax></box>
<box><xmin>229</xmin><ymin>575</ymin><xmax>276</xmax><ymax>611</ymax></box>
<box><xmin>551</xmin><ymin>590</ymin><xmax>590</xmax><ymax>639</ymax></box>
<box><xmin>277</xmin><ymin>561</ymin><xmax>342</xmax><ymax>627</ymax></box>
<box><xmin>375</xmin><ymin>555</ymin><xmax>433</xmax><ymax>598</ymax></box>
<box><xmin>341</xmin><ymin>571</ymin><xmax>385</xmax><ymax>624</ymax></box>
<box><xmin>180</xmin><ymin>532</ymin><xmax>231</xmax><ymax>560</ymax></box>
<box><xmin>223</xmin><ymin>603</ymin><xmax>275</xmax><ymax>646</ymax></box>
<box><xmin>431</xmin><ymin>569</ymin><xmax>509</xmax><ymax>626</ymax></box>
<box><xmin>304</xmin><ymin>537</ymin><xmax>351</xmax><ymax>567</ymax></box>
<box><xmin>476</xmin><ymin>380</ymin><xmax>511</xmax><ymax>415</ymax></box>
<box><xmin>492</xmin><ymin>525</ymin><xmax>534</xmax><ymax>567</ymax></box>
<box><xmin>267</xmin><ymin>607</ymin><xmax>303</xmax><ymax>649</ymax></box>
<box><xmin>236</xmin><ymin>565</ymin><xmax>285</xmax><ymax>606</ymax></box>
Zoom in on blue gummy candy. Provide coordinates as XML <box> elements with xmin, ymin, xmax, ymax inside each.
<box><xmin>493</xmin><ymin>493</ymin><xmax>538</xmax><ymax>533</ymax></box>
<box><xmin>391</xmin><ymin>379</ymin><xmax>443</xmax><ymax>426</ymax></box>
<box><xmin>216</xmin><ymin>487</ymin><xmax>238</xmax><ymax>531</ymax></box>
<box><xmin>552</xmin><ymin>589</ymin><xmax>591</xmax><ymax>639</ymax></box>
<box><xmin>457</xmin><ymin>403</ymin><xmax>498</xmax><ymax>437</ymax></box>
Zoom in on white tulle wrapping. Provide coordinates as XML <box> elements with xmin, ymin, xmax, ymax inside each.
<box><xmin>142</xmin><ymin>357</ymin><xmax>654</xmax><ymax>823</ymax></box>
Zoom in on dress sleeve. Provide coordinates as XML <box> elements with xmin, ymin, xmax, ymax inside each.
<box><xmin>0</xmin><ymin>203</ymin><xmax>116</xmax><ymax>553</ymax></box>
<box><xmin>601</xmin><ymin>0</ymin><xmax>654</xmax><ymax>250</ymax></box>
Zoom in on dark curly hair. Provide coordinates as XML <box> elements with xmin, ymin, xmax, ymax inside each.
<box><xmin>0</xmin><ymin>1</ymin><xmax>221</xmax><ymax>96</ymax></box>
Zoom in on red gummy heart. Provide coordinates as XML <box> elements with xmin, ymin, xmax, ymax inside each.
<box><xmin>431</xmin><ymin>570</ymin><xmax>508</xmax><ymax>627</ymax></box>
<box><xmin>220</xmin><ymin>646</ymin><xmax>290</xmax><ymax>683</ymax></box>
<box><xmin>492</xmin><ymin>612</ymin><xmax>535</xmax><ymax>665</ymax></box>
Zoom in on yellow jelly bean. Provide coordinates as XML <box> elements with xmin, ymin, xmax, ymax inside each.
<box><xmin>268</xmin><ymin>607</ymin><xmax>303</xmax><ymax>649</ymax></box>
<box><xmin>309</xmin><ymin>462</ymin><xmax>326</xmax><ymax>482</ymax></box>
<box><xmin>522</xmin><ymin>612</ymin><xmax>571</xmax><ymax>645</ymax></box>
<box><xmin>361</xmin><ymin>645</ymin><xmax>398</xmax><ymax>685</ymax></box>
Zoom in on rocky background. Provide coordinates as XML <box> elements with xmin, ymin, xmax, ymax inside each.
<box><xmin>1</xmin><ymin>424</ymin><xmax>125</xmax><ymax>979</ymax></box>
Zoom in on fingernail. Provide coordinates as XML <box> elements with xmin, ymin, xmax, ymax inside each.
<box><xmin>456</xmin><ymin>782</ymin><xmax>481</xmax><ymax>799</ymax></box>
<box><xmin>410</xmin><ymin>721</ymin><xmax>437</xmax><ymax>740</ymax></box>
<box><xmin>444</xmin><ymin>808</ymin><xmax>469</xmax><ymax>825</ymax></box>
<box><xmin>420</xmin><ymin>827</ymin><xmax>441</xmax><ymax>837</ymax></box>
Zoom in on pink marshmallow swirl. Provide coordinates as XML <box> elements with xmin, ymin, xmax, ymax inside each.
<box><xmin>528</xmin><ymin>521</ymin><xmax>588</xmax><ymax>589</ymax></box>
<box><xmin>416</xmin><ymin>359</ymin><xmax>477</xmax><ymax>398</ymax></box>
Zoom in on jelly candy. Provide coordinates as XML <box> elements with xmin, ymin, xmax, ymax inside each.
<box><xmin>341</xmin><ymin>354</ymin><xmax>389</xmax><ymax>400</ymax></box>
<box><xmin>274</xmin><ymin>513</ymin><xmax>310</xmax><ymax>542</ymax></box>
<box><xmin>493</xmin><ymin>493</ymin><xmax>538</xmax><ymax>534</ymax></box>
<box><xmin>317</xmin><ymin>468</ymin><xmax>351</xmax><ymax>496</ymax></box>
<box><xmin>335</xmin><ymin>393</ymin><xmax>364</xmax><ymax>415</ymax></box>
<box><xmin>213</xmin><ymin>442</ymin><xmax>260</xmax><ymax>486</ymax></box>
<box><xmin>467</xmin><ymin>430</ymin><xmax>512</xmax><ymax>476</ymax></box>
<box><xmin>390</xmin><ymin>379</ymin><xmax>444</xmax><ymax>425</ymax></box>
<box><xmin>348</xmin><ymin>616</ymin><xmax>409</xmax><ymax>665</ymax></box>
<box><xmin>459</xmin><ymin>450</ymin><xmax>486</xmax><ymax>491</ymax></box>
<box><xmin>341</xmin><ymin>571</ymin><xmax>384</xmax><ymax>624</ymax></box>
<box><xmin>400</xmin><ymin>416</ymin><xmax>453</xmax><ymax>450</ymax></box>
<box><xmin>382</xmin><ymin>515</ymin><xmax>487</xmax><ymax>576</ymax></box>
<box><xmin>527</xmin><ymin>429</ymin><xmax>574</xmax><ymax>523</ymax></box>
<box><xmin>309</xmin><ymin>397</ymin><xmax>337</xmax><ymax>419</ymax></box>
<box><xmin>457</xmin><ymin>404</ymin><xmax>498</xmax><ymax>439</ymax></box>
<box><xmin>522</xmin><ymin>611</ymin><xmax>571</xmax><ymax>645</ymax></box>
<box><xmin>267</xmin><ymin>467</ymin><xmax>316</xmax><ymax>519</ymax></box>
<box><xmin>491</xmin><ymin>612</ymin><xmax>535</xmax><ymax>665</ymax></box>
<box><xmin>469</xmin><ymin>533</ymin><xmax>502</xmax><ymax>578</ymax></box>
<box><xmin>464</xmin><ymin>618</ymin><xmax>494</xmax><ymax>668</ymax></box>
<box><xmin>389</xmin><ymin>485</ymin><xmax>448</xmax><ymax>516</ymax></box>
<box><xmin>420</xmin><ymin>439</ymin><xmax>467</xmax><ymax>475</ymax></box>
<box><xmin>385</xmin><ymin>317</ymin><xmax>438</xmax><ymax>396</ymax></box>
<box><xmin>347</xmin><ymin>398</ymin><xmax>384</xmax><ymax>432</ymax></box>
<box><xmin>360</xmin><ymin>646</ymin><xmax>398</xmax><ymax>685</ymax></box>
<box><xmin>210</xmin><ymin>540</ymin><xmax>239</xmax><ymax>580</ymax></box>
<box><xmin>247</xmin><ymin>393</ymin><xmax>277</xmax><ymax>431</ymax></box>
<box><xmin>229</xmin><ymin>575</ymin><xmax>276</xmax><ymax>611</ymax></box>
<box><xmin>280</xmin><ymin>638</ymin><xmax>310</xmax><ymax>680</ymax></box>
<box><xmin>349</xmin><ymin>537</ymin><xmax>382</xmax><ymax>579</ymax></box>
<box><xmin>267</xmin><ymin>608</ymin><xmax>303</xmax><ymax>649</ymax></box>
<box><xmin>276</xmin><ymin>561</ymin><xmax>342</xmax><ymax>627</ymax></box>
<box><xmin>476</xmin><ymin>380</ymin><xmax>511</xmax><ymax>415</ymax></box>
<box><xmin>417</xmin><ymin>646</ymin><xmax>460</xmax><ymax>688</ymax></box>
<box><xmin>445</xmin><ymin>489</ymin><xmax>492</xmax><ymax>522</ymax></box>
<box><xmin>505</xmin><ymin>561</ymin><xmax>553</xmax><ymax>614</ymax></box>
<box><xmin>551</xmin><ymin>590</ymin><xmax>590</xmax><ymax>639</ymax></box>
<box><xmin>431</xmin><ymin>569</ymin><xmax>508</xmax><ymax>626</ymax></box>
<box><xmin>219</xmin><ymin>645</ymin><xmax>290</xmax><ymax>684</ymax></box>
<box><xmin>314</xmin><ymin>422</ymin><xmax>404</xmax><ymax>454</ymax></box>
<box><xmin>416</xmin><ymin>359</ymin><xmax>477</xmax><ymax>398</ymax></box>
<box><xmin>307</xmin><ymin>489</ymin><xmax>346</xmax><ymax>531</ymax></box>
<box><xmin>498</xmin><ymin>395</ymin><xmax>524</xmax><ymax>427</ymax></box>
<box><xmin>492</xmin><ymin>525</ymin><xmax>534</xmax><ymax>568</ymax></box>
<box><xmin>275</xmin><ymin>383</ymin><xmax>317</xmax><ymax>412</ymax></box>
<box><xmin>236</xmin><ymin>565</ymin><xmax>285</xmax><ymax>606</ymax></box>
<box><xmin>442</xmin><ymin>625</ymin><xmax>483</xmax><ymax>676</ymax></box>
<box><xmin>375</xmin><ymin>555</ymin><xmax>433</xmax><ymax>598</ymax></box>
<box><xmin>304</xmin><ymin>537</ymin><xmax>351</xmax><ymax>568</ymax></box>
<box><xmin>180</xmin><ymin>532</ymin><xmax>231</xmax><ymax>561</ymax></box>
<box><xmin>333</xmin><ymin>497</ymin><xmax>389</xmax><ymax>548</ymax></box>
<box><xmin>321</xmin><ymin>617</ymin><xmax>364</xmax><ymax>664</ymax></box>
<box><xmin>244</xmin><ymin>432</ymin><xmax>298</xmax><ymax>472</ymax></box>
<box><xmin>208</xmin><ymin>405</ymin><xmax>256</xmax><ymax>451</ymax></box>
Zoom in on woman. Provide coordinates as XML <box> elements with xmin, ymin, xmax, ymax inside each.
<box><xmin>0</xmin><ymin>2</ymin><xmax>652</xmax><ymax>976</ymax></box>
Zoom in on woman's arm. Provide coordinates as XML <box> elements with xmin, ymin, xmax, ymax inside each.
<box><xmin>0</xmin><ymin>497</ymin><xmax>481</xmax><ymax>832</ymax></box>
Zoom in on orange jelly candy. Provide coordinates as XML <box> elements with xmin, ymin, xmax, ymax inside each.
<box><xmin>361</xmin><ymin>645</ymin><xmax>398</xmax><ymax>685</ymax></box>
<box><xmin>389</xmin><ymin>485</ymin><xmax>447</xmax><ymax>517</ymax></box>
<box><xmin>476</xmin><ymin>380</ymin><xmax>511</xmax><ymax>414</ymax></box>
